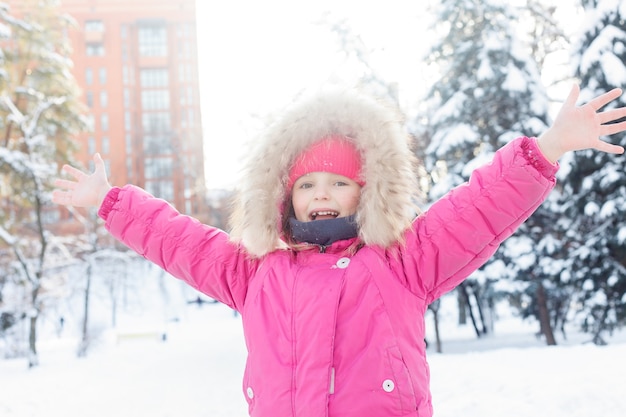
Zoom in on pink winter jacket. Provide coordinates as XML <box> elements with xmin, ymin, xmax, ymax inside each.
<box><xmin>98</xmin><ymin>137</ymin><xmax>557</xmax><ymax>417</ymax></box>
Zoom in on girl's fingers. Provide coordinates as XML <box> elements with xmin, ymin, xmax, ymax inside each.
<box><xmin>62</xmin><ymin>164</ymin><xmax>88</xmax><ymax>180</ymax></box>
<box><xmin>599</xmin><ymin>120</ymin><xmax>626</xmax><ymax>138</ymax></box>
<box><xmin>597</xmin><ymin>107</ymin><xmax>626</xmax><ymax>124</ymax></box>
<box><xmin>563</xmin><ymin>83</ymin><xmax>580</xmax><ymax>109</ymax></box>
<box><xmin>587</xmin><ymin>88</ymin><xmax>623</xmax><ymax>112</ymax></box>
<box><xmin>594</xmin><ymin>140</ymin><xmax>624</xmax><ymax>154</ymax></box>
<box><xmin>54</xmin><ymin>179</ymin><xmax>77</xmax><ymax>190</ymax></box>
<box><xmin>94</xmin><ymin>153</ymin><xmax>105</xmax><ymax>171</ymax></box>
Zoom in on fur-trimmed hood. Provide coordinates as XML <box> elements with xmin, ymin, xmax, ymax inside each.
<box><xmin>229</xmin><ymin>88</ymin><xmax>421</xmax><ymax>257</ymax></box>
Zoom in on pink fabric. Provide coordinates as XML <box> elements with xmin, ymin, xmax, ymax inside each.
<box><xmin>99</xmin><ymin>136</ymin><xmax>557</xmax><ymax>417</ymax></box>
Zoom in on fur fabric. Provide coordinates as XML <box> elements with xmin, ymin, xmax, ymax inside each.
<box><xmin>229</xmin><ymin>88</ymin><xmax>421</xmax><ymax>257</ymax></box>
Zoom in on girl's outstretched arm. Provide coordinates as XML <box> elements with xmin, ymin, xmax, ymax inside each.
<box><xmin>538</xmin><ymin>84</ymin><xmax>626</xmax><ymax>163</ymax></box>
<box><xmin>52</xmin><ymin>153</ymin><xmax>112</xmax><ymax>208</ymax></box>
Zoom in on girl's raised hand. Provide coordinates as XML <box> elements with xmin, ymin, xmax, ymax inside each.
<box><xmin>52</xmin><ymin>153</ymin><xmax>112</xmax><ymax>208</ymax></box>
<box><xmin>537</xmin><ymin>84</ymin><xmax>626</xmax><ymax>163</ymax></box>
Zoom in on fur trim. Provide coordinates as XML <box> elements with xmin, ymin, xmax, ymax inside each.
<box><xmin>229</xmin><ymin>88</ymin><xmax>421</xmax><ymax>257</ymax></box>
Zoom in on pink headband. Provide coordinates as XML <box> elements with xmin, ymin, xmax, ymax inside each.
<box><xmin>287</xmin><ymin>135</ymin><xmax>364</xmax><ymax>189</ymax></box>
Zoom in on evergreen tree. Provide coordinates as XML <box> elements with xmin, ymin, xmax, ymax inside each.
<box><xmin>565</xmin><ymin>0</ymin><xmax>626</xmax><ymax>344</ymax></box>
<box><xmin>0</xmin><ymin>0</ymin><xmax>88</xmax><ymax>366</ymax></box>
<box><xmin>420</xmin><ymin>0</ymin><xmax>565</xmax><ymax>341</ymax></box>
<box><xmin>423</xmin><ymin>0</ymin><xmax>549</xmax><ymax>196</ymax></box>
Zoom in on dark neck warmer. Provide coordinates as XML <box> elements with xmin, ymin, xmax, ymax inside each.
<box><xmin>289</xmin><ymin>215</ymin><xmax>358</xmax><ymax>247</ymax></box>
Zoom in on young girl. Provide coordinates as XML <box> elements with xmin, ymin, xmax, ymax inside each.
<box><xmin>53</xmin><ymin>84</ymin><xmax>626</xmax><ymax>417</ymax></box>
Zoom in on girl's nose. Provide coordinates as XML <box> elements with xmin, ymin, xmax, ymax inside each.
<box><xmin>313</xmin><ymin>184</ymin><xmax>329</xmax><ymax>199</ymax></box>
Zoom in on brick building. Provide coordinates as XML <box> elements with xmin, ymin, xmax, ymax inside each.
<box><xmin>59</xmin><ymin>0</ymin><xmax>207</xmax><ymax>219</ymax></box>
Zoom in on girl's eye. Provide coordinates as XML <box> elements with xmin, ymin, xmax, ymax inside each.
<box><xmin>299</xmin><ymin>182</ymin><xmax>313</xmax><ymax>189</ymax></box>
<box><xmin>335</xmin><ymin>181</ymin><xmax>348</xmax><ymax>186</ymax></box>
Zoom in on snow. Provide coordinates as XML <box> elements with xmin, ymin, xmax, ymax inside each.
<box><xmin>430</xmin><ymin>343</ymin><xmax>626</xmax><ymax>417</ymax></box>
<box><xmin>2</xmin><ymin>289</ymin><xmax>626</xmax><ymax>417</ymax></box>
<box><xmin>601</xmin><ymin>50</ymin><xmax>626</xmax><ymax>86</ymax></box>
<box><xmin>584</xmin><ymin>200</ymin><xmax>600</xmax><ymax>216</ymax></box>
<box><xmin>0</xmin><ymin>225</ymin><xmax>16</xmax><ymax>245</ymax></box>
<box><xmin>0</xmin><ymin>307</ymin><xmax>248</xmax><ymax>417</ymax></box>
<box><xmin>502</xmin><ymin>64</ymin><xmax>527</xmax><ymax>92</ymax></box>
<box><xmin>600</xmin><ymin>199</ymin><xmax>617</xmax><ymax>218</ymax></box>
<box><xmin>0</xmin><ymin>22</ymin><xmax>10</xmax><ymax>39</ymax></box>
<box><xmin>429</xmin><ymin>124</ymin><xmax>478</xmax><ymax>158</ymax></box>
<box><xmin>618</xmin><ymin>226</ymin><xmax>626</xmax><ymax>244</ymax></box>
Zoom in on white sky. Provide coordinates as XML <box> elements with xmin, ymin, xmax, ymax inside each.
<box><xmin>195</xmin><ymin>1</ymin><xmax>581</xmax><ymax>190</ymax></box>
<box><xmin>195</xmin><ymin>0</ymin><xmax>430</xmax><ymax>189</ymax></box>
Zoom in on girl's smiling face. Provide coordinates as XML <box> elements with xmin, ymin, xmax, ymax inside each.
<box><xmin>291</xmin><ymin>172</ymin><xmax>362</xmax><ymax>222</ymax></box>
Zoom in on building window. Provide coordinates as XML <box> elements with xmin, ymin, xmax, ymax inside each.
<box><xmin>85</xmin><ymin>67</ymin><xmax>93</xmax><ymax>85</ymax></box>
<box><xmin>179</xmin><ymin>87</ymin><xmax>186</xmax><ymax>105</ymax></box>
<box><xmin>100</xmin><ymin>91</ymin><xmax>108</xmax><ymax>108</ymax></box>
<box><xmin>188</xmin><ymin>109</ymin><xmax>194</xmax><ymax>127</ymax></box>
<box><xmin>140</xmin><ymin>68</ymin><xmax>169</xmax><ymax>88</ymax></box>
<box><xmin>86</xmin><ymin>91</ymin><xmax>93</xmax><ymax>107</ymax></box>
<box><xmin>141</xmin><ymin>90</ymin><xmax>169</xmax><ymax>110</ymax></box>
<box><xmin>123</xmin><ymin>67</ymin><xmax>129</xmax><ymax>85</ymax></box>
<box><xmin>177</xmin><ymin>64</ymin><xmax>194</xmax><ymax>83</ymax></box>
<box><xmin>138</xmin><ymin>25</ymin><xmax>167</xmax><ymax>57</ymax></box>
<box><xmin>85</xmin><ymin>20</ymin><xmax>104</xmax><ymax>32</ymax></box>
<box><xmin>86</xmin><ymin>43</ymin><xmax>105</xmax><ymax>56</ymax></box>
<box><xmin>143</xmin><ymin>134</ymin><xmax>173</xmax><ymax>154</ymax></box>
<box><xmin>145</xmin><ymin>157</ymin><xmax>173</xmax><ymax>179</ymax></box>
<box><xmin>86</xmin><ymin>114</ymin><xmax>95</xmax><ymax>130</ymax></box>
<box><xmin>124</xmin><ymin>111</ymin><xmax>131</xmax><ymax>131</ymax></box>
<box><xmin>102</xmin><ymin>136</ymin><xmax>110</xmax><ymax>154</ymax></box>
<box><xmin>180</xmin><ymin>109</ymin><xmax>187</xmax><ymax>128</ymax></box>
<box><xmin>123</xmin><ymin>89</ymin><xmax>130</xmax><ymax>108</ymax></box>
<box><xmin>187</xmin><ymin>87</ymin><xmax>194</xmax><ymax>105</ymax></box>
<box><xmin>88</xmin><ymin>136</ymin><xmax>96</xmax><ymax>155</ymax></box>
<box><xmin>41</xmin><ymin>207</ymin><xmax>61</xmax><ymax>224</ymax></box>
<box><xmin>145</xmin><ymin>180</ymin><xmax>174</xmax><ymax>201</ymax></box>
<box><xmin>142</xmin><ymin>112</ymin><xmax>170</xmax><ymax>132</ymax></box>
<box><xmin>99</xmin><ymin>67</ymin><xmax>107</xmax><ymax>84</ymax></box>
<box><xmin>101</xmin><ymin>113</ymin><xmax>109</xmax><ymax>131</ymax></box>
<box><xmin>125</xmin><ymin>133</ymin><xmax>132</xmax><ymax>153</ymax></box>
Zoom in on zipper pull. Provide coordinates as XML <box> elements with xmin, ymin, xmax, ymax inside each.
<box><xmin>319</xmin><ymin>245</ymin><xmax>327</xmax><ymax>253</ymax></box>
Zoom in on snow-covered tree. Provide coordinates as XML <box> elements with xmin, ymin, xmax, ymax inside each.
<box><xmin>419</xmin><ymin>0</ymin><xmax>568</xmax><ymax>342</ymax></box>
<box><xmin>0</xmin><ymin>0</ymin><xmax>88</xmax><ymax>366</ymax></box>
<box><xmin>423</xmin><ymin>0</ymin><xmax>550</xmax><ymax>193</ymax></box>
<box><xmin>564</xmin><ymin>0</ymin><xmax>626</xmax><ymax>344</ymax></box>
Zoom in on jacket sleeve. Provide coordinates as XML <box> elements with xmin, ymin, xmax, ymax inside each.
<box><xmin>98</xmin><ymin>185</ymin><xmax>254</xmax><ymax>311</ymax></box>
<box><xmin>400</xmin><ymin>136</ymin><xmax>558</xmax><ymax>304</ymax></box>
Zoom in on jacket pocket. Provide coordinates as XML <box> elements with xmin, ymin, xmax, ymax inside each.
<box><xmin>385</xmin><ymin>345</ymin><xmax>418</xmax><ymax>414</ymax></box>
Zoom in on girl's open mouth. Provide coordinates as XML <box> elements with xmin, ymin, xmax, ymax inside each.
<box><xmin>310</xmin><ymin>210</ymin><xmax>339</xmax><ymax>220</ymax></box>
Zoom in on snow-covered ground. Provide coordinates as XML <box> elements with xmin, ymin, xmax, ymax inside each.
<box><xmin>2</xmin><ymin>280</ymin><xmax>625</xmax><ymax>417</ymax></box>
